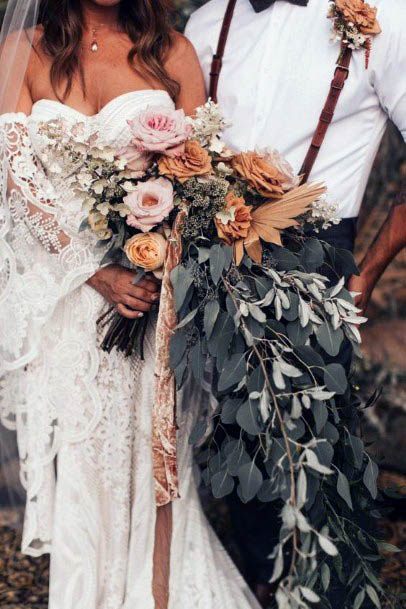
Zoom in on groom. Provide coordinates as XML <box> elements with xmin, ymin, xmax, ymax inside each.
<box><xmin>185</xmin><ymin>0</ymin><xmax>406</xmax><ymax>603</ymax></box>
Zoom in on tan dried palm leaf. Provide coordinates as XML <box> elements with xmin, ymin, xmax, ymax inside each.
<box><xmin>233</xmin><ymin>182</ymin><xmax>326</xmax><ymax>264</ymax></box>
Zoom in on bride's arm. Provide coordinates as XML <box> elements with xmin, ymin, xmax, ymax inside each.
<box><xmin>166</xmin><ymin>32</ymin><xmax>207</xmax><ymax>116</ymax></box>
<box><xmin>8</xmin><ymin>74</ymin><xmax>160</xmax><ymax>320</ymax></box>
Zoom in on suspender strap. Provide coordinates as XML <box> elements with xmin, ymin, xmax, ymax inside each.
<box><xmin>209</xmin><ymin>2</ymin><xmax>353</xmax><ymax>182</ymax></box>
<box><xmin>299</xmin><ymin>46</ymin><xmax>353</xmax><ymax>183</ymax></box>
<box><xmin>209</xmin><ymin>0</ymin><xmax>237</xmax><ymax>102</ymax></box>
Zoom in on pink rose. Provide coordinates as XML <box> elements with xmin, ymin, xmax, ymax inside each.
<box><xmin>117</xmin><ymin>147</ymin><xmax>153</xmax><ymax>177</ymax></box>
<box><xmin>128</xmin><ymin>106</ymin><xmax>192</xmax><ymax>158</ymax></box>
<box><xmin>259</xmin><ymin>148</ymin><xmax>301</xmax><ymax>191</ymax></box>
<box><xmin>124</xmin><ymin>177</ymin><xmax>174</xmax><ymax>232</ymax></box>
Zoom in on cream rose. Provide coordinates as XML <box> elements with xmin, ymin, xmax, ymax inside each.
<box><xmin>124</xmin><ymin>232</ymin><xmax>167</xmax><ymax>274</ymax></box>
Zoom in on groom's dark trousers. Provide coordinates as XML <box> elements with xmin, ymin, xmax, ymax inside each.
<box><xmin>226</xmin><ymin>218</ymin><xmax>358</xmax><ymax>587</ymax></box>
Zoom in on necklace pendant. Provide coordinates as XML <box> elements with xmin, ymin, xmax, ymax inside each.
<box><xmin>91</xmin><ymin>40</ymin><xmax>98</xmax><ymax>52</ymax></box>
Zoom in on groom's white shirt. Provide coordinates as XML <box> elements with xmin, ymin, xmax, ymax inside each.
<box><xmin>185</xmin><ymin>0</ymin><xmax>406</xmax><ymax>218</ymax></box>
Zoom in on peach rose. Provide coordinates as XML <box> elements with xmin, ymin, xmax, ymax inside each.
<box><xmin>215</xmin><ymin>192</ymin><xmax>253</xmax><ymax>245</ymax></box>
<box><xmin>124</xmin><ymin>232</ymin><xmax>167</xmax><ymax>274</ymax></box>
<box><xmin>231</xmin><ymin>151</ymin><xmax>285</xmax><ymax>199</ymax></box>
<box><xmin>158</xmin><ymin>140</ymin><xmax>212</xmax><ymax>182</ymax></box>
<box><xmin>335</xmin><ymin>0</ymin><xmax>381</xmax><ymax>35</ymax></box>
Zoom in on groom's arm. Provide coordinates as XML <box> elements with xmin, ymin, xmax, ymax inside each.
<box><xmin>348</xmin><ymin>183</ymin><xmax>406</xmax><ymax>313</ymax></box>
<box><xmin>348</xmin><ymin>1</ymin><xmax>406</xmax><ymax>313</ymax></box>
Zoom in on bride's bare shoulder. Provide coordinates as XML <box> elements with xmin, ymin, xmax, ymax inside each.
<box><xmin>165</xmin><ymin>30</ymin><xmax>202</xmax><ymax>74</ymax></box>
<box><xmin>165</xmin><ymin>31</ymin><xmax>206</xmax><ymax>114</ymax></box>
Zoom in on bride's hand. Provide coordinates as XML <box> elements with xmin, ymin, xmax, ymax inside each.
<box><xmin>87</xmin><ymin>265</ymin><xmax>160</xmax><ymax>319</ymax></box>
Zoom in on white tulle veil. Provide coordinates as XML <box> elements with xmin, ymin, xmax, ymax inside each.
<box><xmin>0</xmin><ymin>0</ymin><xmax>41</xmax><ymax>113</ymax></box>
<box><xmin>0</xmin><ymin>0</ymin><xmax>42</xmax><ymax>530</ymax></box>
<box><xmin>0</xmin><ymin>0</ymin><xmax>102</xmax><ymax>547</ymax></box>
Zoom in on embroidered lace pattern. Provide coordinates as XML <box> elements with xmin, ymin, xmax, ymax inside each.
<box><xmin>0</xmin><ymin>93</ymin><xmax>260</xmax><ymax>609</ymax></box>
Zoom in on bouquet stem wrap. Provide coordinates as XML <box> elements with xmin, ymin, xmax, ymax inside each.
<box><xmin>152</xmin><ymin>212</ymin><xmax>186</xmax><ymax>505</ymax></box>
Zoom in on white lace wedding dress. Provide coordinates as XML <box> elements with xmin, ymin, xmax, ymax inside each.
<box><xmin>0</xmin><ymin>90</ymin><xmax>260</xmax><ymax>609</ymax></box>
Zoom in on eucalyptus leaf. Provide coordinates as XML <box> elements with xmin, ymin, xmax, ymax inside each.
<box><xmin>321</xmin><ymin>563</ymin><xmax>330</xmax><ymax>592</ymax></box>
<box><xmin>313</xmin><ymin>400</ymin><xmax>328</xmax><ymax>434</ymax></box>
<box><xmin>300</xmin><ymin>587</ymin><xmax>320</xmax><ymax>603</ymax></box>
<box><xmin>227</xmin><ymin>444</ymin><xmax>251</xmax><ymax>476</ymax></box>
<box><xmin>316</xmin><ymin>321</ymin><xmax>344</xmax><ymax>357</ymax></box>
<box><xmin>269</xmin><ymin>546</ymin><xmax>284</xmax><ymax>583</ymax></box>
<box><xmin>169</xmin><ymin>331</ymin><xmax>187</xmax><ymax>369</ymax></box>
<box><xmin>363</xmin><ymin>459</ymin><xmax>379</xmax><ymax>499</ymax></box>
<box><xmin>353</xmin><ymin>589</ymin><xmax>366</xmax><ymax>609</ymax></box>
<box><xmin>174</xmin><ymin>356</ymin><xmax>187</xmax><ymax>389</ymax></box>
<box><xmin>366</xmin><ymin>585</ymin><xmax>381</xmax><ymax>609</ymax></box>
<box><xmin>210</xmin><ymin>243</ymin><xmax>226</xmax><ymax>285</ymax></box>
<box><xmin>190</xmin><ymin>341</ymin><xmax>205</xmax><ymax>386</ymax></box>
<box><xmin>236</xmin><ymin>400</ymin><xmax>262</xmax><ymax>435</ymax></box>
<box><xmin>198</xmin><ymin>247</ymin><xmax>210</xmax><ymax>264</ymax></box>
<box><xmin>324</xmin><ymin>363</ymin><xmax>348</xmax><ymax>395</ymax></box>
<box><xmin>174</xmin><ymin>307</ymin><xmax>198</xmax><ymax>330</ymax></box>
<box><xmin>171</xmin><ymin>265</ymin><xmax>194</xmax><ymax>312</ymax></box>
<box><xmin>204</xmin><ymin>300</ymin><xmax>220</xmax><ymax>339</ymax></box>
<box><xmin>238</xmin><ymin>460</ymin><xmax>263</xmax><ymax>502</ymax></box>
<box><xmin>218</xmin><ymin>352</ymin><xmax>246</xmax><ymax>392</ymax></box>
<box><xmin>287</xmin><ymin>319</ymin><xmax>313</xmax><ymax>346</ymax></box>
<box><xmin>337</xmin><ymin>469</ymin><xmax>353</xmax><ymax>510</ymax></box>
<box><xmin>318</xmin><ymin>534</ymin><xmax>338</xmax><ymax>556</ymax></box>
<box><xmin>347</xmin><ymin>434</ymin><xmax>364</xmax><ymax>469</ymax></box>
<box><xmin>301</xmin><ymin>238</ymin><xmax>324</xmax><ymax>271</ymax></box>
<box><xmin>211</xmin><ymin>469</ymin><xmax>235</xmax><ymax>499</ymax></box>
<box><xmin>221</xmin><ymin>398</ymin><xmax>242</xmax><ymax>424</ymax></box>
<box><xmin>282</xmin><ymin>291</ymin><xmax>299</xmax><ymax>321</ymax></box>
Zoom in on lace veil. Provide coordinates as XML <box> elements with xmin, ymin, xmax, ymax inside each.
<box><xmin>0</xmin><ymin>0</ymin><xmax>102</xmax><ymax>548</ymax></box>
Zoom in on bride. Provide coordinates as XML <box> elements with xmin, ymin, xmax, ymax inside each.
<box><xmin>0</xmin><ymin>1</ymin><xmax>261</xmax><ymax>608</ymax></box>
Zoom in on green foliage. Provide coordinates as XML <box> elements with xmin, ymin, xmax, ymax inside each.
<box><xmin>170</xmin><ymin>233</ymin><xmax>390</xmax><ymax>609</ymax></box>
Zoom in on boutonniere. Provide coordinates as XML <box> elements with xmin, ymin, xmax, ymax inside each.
<box><xmin>328</xmin><ymin>0</ymin><xmax>382</xmax><ymax>68</ymax></box>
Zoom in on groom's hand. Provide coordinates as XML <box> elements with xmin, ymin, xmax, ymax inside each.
<box><xmin>87</xmin><ymin>264</ymin><xmax>160</xmax><ymax>319</ymax></box>
<box><xmin>348</xmin><ymin>272</ymin><xmax>374</xmax><ymax>315</ymax></box>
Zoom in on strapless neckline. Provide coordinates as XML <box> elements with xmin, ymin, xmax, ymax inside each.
<box><xmin>31</xmin><ymin>89</ymin><xmax>172</xmax><ymax>120</ymax></box>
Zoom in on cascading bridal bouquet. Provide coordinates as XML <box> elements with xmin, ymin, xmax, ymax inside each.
<box><xmin>38</xmin><ymin>102</ymin><xmax>388</xmax><ymax>608</ymax></box>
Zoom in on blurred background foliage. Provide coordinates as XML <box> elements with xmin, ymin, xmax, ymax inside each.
<box><xmin>0</xmin><ymin>0</ymin><xmax>405</xmax><ymax>606</ymax></box>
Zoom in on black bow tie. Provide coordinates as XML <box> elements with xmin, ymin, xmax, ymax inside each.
<box><xmin>250</xmin><ymin>0</ymin><xmax>308</xmax><ymax>12</ymax></box>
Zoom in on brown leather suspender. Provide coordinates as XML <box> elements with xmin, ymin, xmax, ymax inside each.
<box><xmin>209</xmin><ymin>0</ymin><xmax>353</xmax><ymax>183</ymax></box>
<box><xmin>299</xmin><ymin>46</ymin><xmax>352</xmax><ymax>182</ymax></box>
<box><xmin>209</xmin><ymin>0</ymin><xmax>237</xmax><ymax>102</ymax></box>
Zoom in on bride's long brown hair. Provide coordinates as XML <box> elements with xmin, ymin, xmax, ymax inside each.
<box><xmin>38</xmin><ymin>0</ymin><xmax>179</xmax><ymax>100</ymax></box>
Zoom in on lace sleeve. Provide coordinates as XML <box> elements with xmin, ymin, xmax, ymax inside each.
<box><xmin>0</xmin><ymin>114</ymin><xmax>102</xmax><ymax>371</ymax></box>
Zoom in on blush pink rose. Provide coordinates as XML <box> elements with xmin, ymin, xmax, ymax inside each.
<box><xmin>124</xmin><ymin>177</ymin><xmax>174</xmax><ymax>232</ymax></box>
<box><xmin>117</xmin><ymin>147</ymin><xmax>153</xmax><ymax>177</ymax></box>
<box><xmin>128</xmin><ymin>106</ymin><xmax>192</xmax><ymax>158</ymax></box>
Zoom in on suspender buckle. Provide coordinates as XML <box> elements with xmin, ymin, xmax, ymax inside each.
<box><xmin>334</xmin><ymin>64</ymin><xmax>350</xmax><ymax>79</ymax></box>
